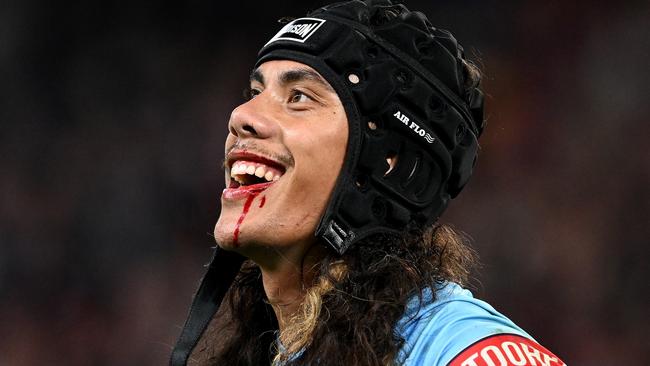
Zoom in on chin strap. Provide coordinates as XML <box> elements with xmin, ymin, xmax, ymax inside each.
<box><xmin>170</xmin><ymin>248</ymin><xmax>245</xmax><ymax>366</ymax></box>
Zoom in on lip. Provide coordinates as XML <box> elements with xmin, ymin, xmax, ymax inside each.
<box><xmin>222</xmin><ymin>181</ymin><xmax>274</xmax><ymax>201</ymax></box>
<box><xmin>226</xmin><ymin>150</ymin><xmax>287</xmax><ymax>174</ymax></box>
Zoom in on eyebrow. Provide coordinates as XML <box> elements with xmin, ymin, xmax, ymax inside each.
<box><xmin>249</xmin><ymin>67</ymin><xmax>335</xmax><ymax>93</ymax></box>
<box><xmin>250</xmin><ymin>69</ymin><xmax>264</xmax><ymax>85</ymax></box>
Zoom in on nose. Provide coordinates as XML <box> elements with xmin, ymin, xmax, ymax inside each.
<box><xmin>228</xmin><ymin>96</ymin><xmax>276</xmax><ymax>140</ymax></box>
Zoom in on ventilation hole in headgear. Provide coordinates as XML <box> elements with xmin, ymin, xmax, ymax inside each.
<box><xmin>348</xmin><ymin>73</ymin><xmax>360</xmax><ymax>84</ymax></box>
<box><xmin>355</xmin><ymin>173</ymin><xmax>368</xmax><ymax>189</ymax></box>
<box><xmin>384</xmin><ymin>152</ymin><xmax>398</xmax><ymax>176</ymax></box>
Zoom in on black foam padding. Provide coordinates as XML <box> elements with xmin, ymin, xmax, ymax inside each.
<box><xmin>253</xmin><ymin>0</ymin><xmax>485</xmax><ymax>254</ymax></box>
<box><xmin>256</xmin><ymin>2</ymin><xmax>483</xmax><ymax>254</ymax></box>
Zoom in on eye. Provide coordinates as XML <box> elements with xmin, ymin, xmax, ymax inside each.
<box><xmin>289</xmin><ymin>90</ymin><xmax>312</xmax><ymax>103</ymax></box>
<box><xmin>243</xmin><ymin>87</ymin><xmax>261</xmax><ymax>101</ymax></box>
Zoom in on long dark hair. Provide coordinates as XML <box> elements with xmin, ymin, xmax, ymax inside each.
<box><xmin>190</xmin><ymin>223</ymin><xmax>476</xmax><ymax>365</ymax></box>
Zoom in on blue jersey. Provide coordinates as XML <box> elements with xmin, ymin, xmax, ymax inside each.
<box><xmin>276</xmin><ymin>282</ymin><xmax>566</xmax><ymax>365</ymax></box>
<box><xmin>396</xmin><ymin>282</ymin><xmax>566</xmax><ymax>365</ymax></box>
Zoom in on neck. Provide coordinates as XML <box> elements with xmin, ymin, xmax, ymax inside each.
<box><xmin>254</xmin><ymin>243</ymin><xmax>326</xmax><ymax>332</ymax></box>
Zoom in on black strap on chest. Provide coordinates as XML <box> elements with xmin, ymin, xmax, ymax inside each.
<box><xmin>170</xmin><ymin>249</ymin><xmax>245</xmax><ymax>365</ymax></box>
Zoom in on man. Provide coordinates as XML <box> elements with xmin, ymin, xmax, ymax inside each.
<box><xmin>171</xmin><ymin>1</ymin><xmax>567</xmax><ymax>365</ymax></box>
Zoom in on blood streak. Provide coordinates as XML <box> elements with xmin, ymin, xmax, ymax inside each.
<box><xmin>232</xmin><ymin>192</ymin><xmax>260</xmax><ymax>247</ymax></box>
<box><xmin>259</xmin><ymin>195</ymin><xmax>266</xmax><ymax>208</ymax></box>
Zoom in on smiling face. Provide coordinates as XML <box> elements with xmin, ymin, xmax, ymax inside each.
<box><xmin>214</xmin><ymin>60</ymin><xmax>348</xmax><ymax>264</ymax></box>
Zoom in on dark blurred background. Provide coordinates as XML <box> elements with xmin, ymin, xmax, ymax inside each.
<box><xmin>1</xmin><ymin>0</ymin><xmax>648</xmax><ymax>364</ymax></box>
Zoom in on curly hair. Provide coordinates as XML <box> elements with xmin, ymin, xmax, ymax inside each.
<box><xmin>190</xmin><ymin>223</ymin><xmax>476</xmax><ymax>365</ymax></box>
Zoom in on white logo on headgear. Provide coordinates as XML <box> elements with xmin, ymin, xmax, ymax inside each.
<box><xmin>394</xmin><ymin>110</ymin><xmax>435</xmax><ymax>144</ymax></box>
<box><xmin>265</xmin><ymin>18</ymin><xmax>326</xmax><ymax>46</ymax></box>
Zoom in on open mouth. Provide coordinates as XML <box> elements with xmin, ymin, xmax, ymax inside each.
<box><xmin>225</xmin><ymin>147</ymin><xmax>288</xmax><ymax>191</ymax></box>
<box><xmin>229</xmin><ymin>160</ymin><xmax>283</xmax><ymax>188</ymax></box>
<box><xmin>223</xmin><ymin>150</ymin><xmax>288</xmax><ymax>200</ymax></box>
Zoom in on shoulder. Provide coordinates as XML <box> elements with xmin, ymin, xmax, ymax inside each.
<box><xmin>396</xmin><ymin>282</ymin><xmax>566</xmax><ymax>366</ymax></box>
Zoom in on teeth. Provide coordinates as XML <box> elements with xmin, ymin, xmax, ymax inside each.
<box><xmin>254</xmin><ymin>166</ymin><xmax>265</xmax><ymax>178</ymax></box>
<box><xmin>230</xmin><ymin>164</ymin><xmax>244</xmax><ymax>176</ymax></box>
<box><xmin>230</xmin><ymin>165</ymin><xmax>241</xmax><ymax>177</ymax></box>
<box><xmin>230</xmin><ymin>160</ymin><xmax>283</xmax><ymax>184</ymax></box>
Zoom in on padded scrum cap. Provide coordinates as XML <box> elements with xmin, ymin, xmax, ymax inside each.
<box><xmin>256</xmin><ymin>0</ymin><xmax>485</xmax><ymax>254</ymax></box>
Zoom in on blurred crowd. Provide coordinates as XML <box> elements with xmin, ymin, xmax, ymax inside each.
<box><xmin>1</xmin><ymin>0</ymin><xmax>648</xmax><ymax>365</ymax></box>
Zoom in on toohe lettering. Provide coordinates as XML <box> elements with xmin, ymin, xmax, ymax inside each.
<box><xmin>449</xmin><ymin>335</ymin><xmax>566</xmax><ymax>366</ymax></box>
<box><xmin>502</xmin><ymin>341</ymin><xmax>527</xmax><ymax>365</ymax></box>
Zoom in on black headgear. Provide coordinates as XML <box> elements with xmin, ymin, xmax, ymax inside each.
<box><xmin>171</xmin><ymin>1</ymin><xmax>484</xmax><ymax>364</ymax></box>
<box><xmin>256</xmin><ymin>0</ymin><xmax>484</xmax><ymax>254</ymax></box>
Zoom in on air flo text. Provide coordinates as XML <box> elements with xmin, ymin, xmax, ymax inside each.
<box><xmin>394</xmin><ymin>110</ymin><xmax>435</xmax><ymax>143</ymax></box>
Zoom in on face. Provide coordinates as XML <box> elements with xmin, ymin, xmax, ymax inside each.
<box><xmin>214</xmin><ymin>60</ymin><xmax>348</xmax><ymax>264</ymax></box>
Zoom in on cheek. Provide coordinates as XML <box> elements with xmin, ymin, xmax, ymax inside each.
<box><xmin>293</xmin><ymin>110</ymin><xmax>347</xmax><ymax>159</ymax></box>
<box><xmin>293</xmin><ymin>129</ymin><xmax>345</xmax><ymax>175</ymax></box>
<box><xmin>287</xmin><ymin>118</ymin><xmax>348</xmax><ymax>202</ymax></box>
<box><xmin>315</xmin><ymin>115</ymin><xmax>348</xmax><ymax>175</ymax></box>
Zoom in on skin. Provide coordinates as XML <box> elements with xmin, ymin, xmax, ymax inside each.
<box><xmin>214</xmin><ymin>60</ymin><xmax>348</xmax><ymax>328</ymax></box>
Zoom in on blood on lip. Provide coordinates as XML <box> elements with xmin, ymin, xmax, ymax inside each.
<box><xmin>222</xmin><ymin>181</ymin><xmax>273</xmax><ymax>200</ymax></box>
<box><xmin>223</xmin><ymin>182</ymin><xmax>272</xmax><ymax>247</ymax></box>
<box><xmin>224</xmin><ymin>150</ymin><xmax>282</xmax><ymax>247</ymax></box>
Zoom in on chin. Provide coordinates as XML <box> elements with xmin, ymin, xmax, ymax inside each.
<box><xmin>213</xmin><ymin>218</ymin><xmax>266</xmax><ymax>252</ymax></box>
<box><xmin>213</xmin><ymin>216</ymin><xmax>237</xmax><ymax>249</ymax></box>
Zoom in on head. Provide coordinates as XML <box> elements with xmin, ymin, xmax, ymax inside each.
<box><xmin>215</xmin><ymin>0</ymin><xmax>484</xmax><ymax>259</ymax></box>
